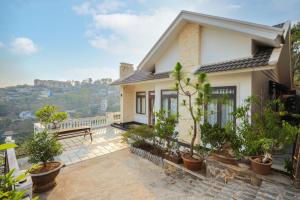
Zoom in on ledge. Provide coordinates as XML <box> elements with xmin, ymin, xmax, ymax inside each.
<box><xmin>206</xmin><ymin>156</ymin><xmax>293</xmax><ymax>186</ymax></box>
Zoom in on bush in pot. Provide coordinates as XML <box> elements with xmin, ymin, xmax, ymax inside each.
<box><xmin>172</xmin><ymin>62</ymin><xmax>211</xmax><ymax>171</ymax></box>
<box><xmin>23</xmin><ymin>130</ymin><xmax>63</xmax><ymax>193</ymax></box>
<box><xmin>154</xmin><ymin>110</ymin><xmax>182</xmax><ymax>163</ymax></box>
<box><xmin>200</xmin><ymin>122</ymin><xmax>242</xmax><ymax>165</ymax></box>
<box><xmin>234</xmin><ymin>96</ymin><xmax>300</xmax><ymax>175</ymax></box>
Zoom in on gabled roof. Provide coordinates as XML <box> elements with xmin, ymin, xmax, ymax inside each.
<box><xmin>137</xmin><ymin>10</ymin><xmax>285</xmax><ymax>72</ymax></box>
<box><xmin>111</xmin><ymin>71</ymin><xmax>170</xmax><ymax>85</ymax></box>
<box><xmin>195</xmin><ymin>47</ymin><xmax>273</xmax><ymax>74</ymax></box>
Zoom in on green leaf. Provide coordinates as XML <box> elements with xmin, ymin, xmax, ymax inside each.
<box><xmin>0</xmin><ymin>143</ymin><xmax>17</xmax><ymax>151</ymax></box>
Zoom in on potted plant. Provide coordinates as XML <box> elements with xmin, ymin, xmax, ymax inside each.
<box><xmin>172</xmin><ymin>62</ymin><xmax>211</xmax><ymax>171</ymax></box>
<box><xmin>200</xmin><ymin>122</ymin><xmax>242</xmax><ymax>165</ymax></box>
<box><xmin>122</xmin><ymin>125</ymin><xmax>156</xmax><ymax>152</ymax></box>
<box><xmin>154</xmin><ymin>110</ymin><xmax>182</xmax><ymax>164</ymax></box>
<box><xmin>235</xmin><ymin>97</ymin><xmax>300</xmax><ymax>175</ymax></box>
<box><xmin>1</xmin><ymin>143</ymin><xmax>25</xmax><ymax>200</ymax></box>
<box><xmin>23</xmin><ymin>130</ymin><xmax>63</xmax><ymax>193</ymax></box>
<box><xmin>35</xmin><ymin>105</ymin><xmax>67</xmax><ymax>130</ymax></box>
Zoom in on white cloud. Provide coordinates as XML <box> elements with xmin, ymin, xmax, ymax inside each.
<box><xmin>74</xmin><ymin>0</ymin><xmax>242</xmax><ymax>65</ymax></box>
<box><xmin>86</xmin><ymin>7</ymin><xmax>178</xmax><ymax>62</ymax></box>
<box><xmin>72</xmin><ymin>0</ymin><xmax>125</xmax><ymax>15</ymax></box>
<box><xmin>0</xmin><ymin>41</ymin><xmax>5</xmax><ymax>48</ymax></box>
<box><xmin>10</xmin><ymin>37</ymin><xmax>38</xmax><ymax>55</ymax></box>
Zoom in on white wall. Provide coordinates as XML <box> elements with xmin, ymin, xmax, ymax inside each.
<box><xmin>155</xmin><ymin>41</ymin><xmax>180</xmax><ymax>73</ymax></box>
<box><xmin>154</xmin><ymin>25</ymin><xmax>253</xmax><ymax>74</ymax></box>
<box><xmin>201</xmin><ymin>26</ymin><xmax>252</xmax><ymax>65</ymax></box>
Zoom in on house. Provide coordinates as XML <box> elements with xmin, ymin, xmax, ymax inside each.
<box><xmin>112</xmin><ymin>11</ymin><xmax>291</xmax><ymax>142</ymax></box>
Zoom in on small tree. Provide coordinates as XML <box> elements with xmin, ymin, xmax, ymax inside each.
<box><xmin>154</xmin><ymin>110</ymin><xmax>177</xmax><ymax>153</ymax></box>
<box><xmin>35</xmin><ymin>105</ymin><xmax>67</xmax><ymax>129</ymax></box>
<box><xmin>172</xmin><ymin>62</ymin><xmax>211</xmax><ymax>157</ymax></box>
<box><xmin>234</xmin><ymin>96</ymin><xmax>300</xmax><ymax>163</ymax></box>
<box><xmin>24</xmin><ymin>131</ymin><xmax>63</xmax><ymax>167</ymax></box>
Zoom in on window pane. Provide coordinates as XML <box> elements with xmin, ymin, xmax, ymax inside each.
<box><xmin>221</xmin><ymin>99</ymin><xmax>234</xmax><ymax>127</ymax></box>
<box><xmin>161</xmin><ymin>90</ymin><xmax>178</xmax><ymax>117</ymax></box>
<box><xmin>207</xmin><ymin>99</ymin><xmax>218</xmax><ymax>125</ymax></box>
<box><xmin>162</xmin><ymin>98</ymin><xmax>169</xmax><ymax>116</ymax></box>
<box><xmin>170</xmin><ymin>97</ymin><xmax>177</xmax><ymax>116</ymax></box>
<box><xmin>141</xmin><ymin>97</ymin><xmax>146</xmax><ymax>114</ymax></box>
<box><xmin>137</xmin><ymin>97</ymin><xmax>141</xmax><ymax>113</ymax></box>
<box><xmin>162</xmin><ymin>90</ymin><xmax>177</xmax><ymax>96</ymax></box>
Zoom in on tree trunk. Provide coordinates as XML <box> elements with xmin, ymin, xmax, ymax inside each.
<box><xmin>188</xmin><ymin>94</ymin><xmax>197</xmax><ymax>157</ymax></box>
<box><xmin>190</xmin><ymin>121</ymin><xmax>197</xmax><ymax>157</ymax></box>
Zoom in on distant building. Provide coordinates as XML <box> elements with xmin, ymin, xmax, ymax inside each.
<box><xmin>39</xmin><ymin>89</ymin><xmax>52</xmax><ymax>98</ymax></box>
<box><xmin>100</xmin><ymin>99</ymin><xmax>108</xmax><ymax>111</ymax></box>
<box><xmin>19</xmin><ymin>111</ymin><xmax>35</xmax><ymax>120</ymax></box>
<box><xmin>34</xmin><ymin>79</ymin><xmax>72</xmax><ymax>88</ymax></box>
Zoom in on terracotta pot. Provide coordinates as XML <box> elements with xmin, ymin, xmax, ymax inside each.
<box><xmin>181</xmin><ymin>153</ymin><xmax>203</xmax><ymax>171</ymax></box>
<box><xmin>249</xmin><ymin>156</ymin><xmax>272</xmax><ymax>175</ymax></box>
<box><xmin>164</xmin><ymin>153</ymin><xmax>183</xmax><ymax>164</ymax></box>
<box><xmin>30</xmin><ymin>161</ymin><xmax>64</xmax><ymax>193</ymax></box>
<box><xmin>212</xmin><ymin>153</ymin><xmax>237</xmax><ymax>165</ymax></box>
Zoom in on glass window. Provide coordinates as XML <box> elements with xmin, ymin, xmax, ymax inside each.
<box><xmin>206</xmin><ymin>86</ymin><xmax>236</xmax><ymax>127</ymax></box>
<box><xmin>161</xmin><ymin>90</ymin><xmax>178</xmax><ymax>117</ymax></box>
<box><xmin>136</xmin><ymin>92</ymin><xmax>146</xmax><ymax>114</ymax></box>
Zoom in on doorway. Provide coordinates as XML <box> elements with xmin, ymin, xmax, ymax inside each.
<box><xmin>148</xmin><ymin>91</ymin><xmax>155</xmax><ymax>125</ymax></box>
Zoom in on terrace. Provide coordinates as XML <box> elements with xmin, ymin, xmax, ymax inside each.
<box><xmin>3</xmin><ymin>111</ymin><xmax>300</xmax><ymax>200</ymax></box>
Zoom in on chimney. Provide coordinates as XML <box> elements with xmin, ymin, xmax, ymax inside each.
<box><xmin>120</xmin><ymin>62</ymin><xmax>134</xmax><ymax>79</ymax></box>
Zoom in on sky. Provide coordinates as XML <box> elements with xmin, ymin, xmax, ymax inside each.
<box><xmin>0</xmin><ymin>0</ymin><xmax>300</xmax><ymax>87</ymax></box>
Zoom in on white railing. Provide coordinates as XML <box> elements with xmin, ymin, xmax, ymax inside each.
<box><xmin>34</xmin><ymin>112</ymin><xmax>121</xmax><ymax>132</ymax></box>
<box><xmin>4</xmin><ymin>137</ymin><xmax>33</xmax><ymax>199</ymax></box>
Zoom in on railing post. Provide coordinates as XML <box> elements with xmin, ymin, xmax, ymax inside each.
<box><xmin>5</xmin><ymin>136</ymin><xmax>33</xmax><ymax>199</ymax></box>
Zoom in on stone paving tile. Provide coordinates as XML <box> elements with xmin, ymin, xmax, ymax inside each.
<box><xmin>55</xmin><ymin>126</ymin><xmax>127</xmax><ymax>166</ymax></box>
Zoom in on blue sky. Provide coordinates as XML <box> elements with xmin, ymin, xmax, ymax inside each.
<box><xmin>0</xmin><ymin>0</ymin><xmax>299</xmax><ymax>87</ymax></box>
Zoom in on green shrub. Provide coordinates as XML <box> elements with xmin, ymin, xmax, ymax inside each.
<box><xmin>154</xmin><ymin>110</ymin><xmax>177</xmax><ymax>152</ymax></box>
<box><xmin>200</xmin><ymin>122</ymin><xmax>242</xmax><ymax>157</ymax></box>
<box><xmin>121</xmin><ymin>125</ymin><xmax>155</xmax><ymax>145</ymax></box>
<box><xmin>23</xmin><ymin>131</ymin><xmax>63</xmax><ymax>166</ymax></box>
<box><xmin>234</xmin><ymin>96</ymin><xmax>300</xmax><ymax>163</ymax></box>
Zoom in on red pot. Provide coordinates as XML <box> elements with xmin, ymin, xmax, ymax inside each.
<box><xmin>249</xmin><ymin>156</ymin><xmax>272</xmax><ymax>175</ymax></box>
<box><xmin>181</xmin><ymin>153</ymin><xmax>203</xmax><ymax>171</ymax></box>
<box><xmin>212</xmin><ymin>153</ymin><xmax>237</xmax><ymax>165</ymax></box>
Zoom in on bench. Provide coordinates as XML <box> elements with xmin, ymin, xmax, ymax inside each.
<box><xmin>54</xmin><ymin>127</ymin><xmax>92</xmax><ymax>141</ymax></box>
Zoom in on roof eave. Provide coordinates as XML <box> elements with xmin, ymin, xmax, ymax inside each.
<box><xmin>199</xmin><ymin>65</ymin><xmax>276</xmax><ymax>76</ymax></box>
<box><xmin>113</xmin><ymin>77</ymin><xmax>172</xmax><ymax>86</ymax></box>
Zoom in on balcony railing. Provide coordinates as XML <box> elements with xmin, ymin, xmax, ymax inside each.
<box><xmin>34</xmin><ymin>112</ymin><xmax>121</xmax><ymax>132</ymax></box>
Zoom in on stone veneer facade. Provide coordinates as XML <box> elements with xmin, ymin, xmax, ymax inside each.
<box><xmin>177</xmin><ymin>23</ymin><xmax>202</xmax><ymax>143</ymax></box>
<box><xmin>178</xmin><ymin>23</ymin><xmax>201</xmax><ymax>68</ymax></box>
<box><xmin>120</xmin><ymin>62</ymin><xmax>134</xmax><ymax>79</ymax></box>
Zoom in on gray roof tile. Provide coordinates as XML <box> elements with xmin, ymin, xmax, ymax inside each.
<box><xmin>111</xmin><ymin>71</ymin><xmax>170</xmax><ymax>85</ymax></box>
<box><xmin>195</xmin><ymin>47</ymin><xmax>273</xmax><ymax>74</ymax></box>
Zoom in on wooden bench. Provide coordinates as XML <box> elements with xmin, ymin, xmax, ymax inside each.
<box><xmin>54</xmin><ymin>127</ymin><xmax>92</xmax><ymax>141</ymax></box>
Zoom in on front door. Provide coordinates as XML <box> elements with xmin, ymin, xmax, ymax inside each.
<box><xmin>148</xmin><ymin>91</ymin><xmax>155</xmax><ymax>125</ymax></box>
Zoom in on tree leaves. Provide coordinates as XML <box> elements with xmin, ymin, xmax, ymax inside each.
<box><xmin>0</xmin><ymin>143</ymin><xmax>17</xmax><ymax>151</ymax></box>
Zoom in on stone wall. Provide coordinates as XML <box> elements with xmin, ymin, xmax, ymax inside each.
<box><xmin>178</xmin><ymin>23</ymin><xmax>201</xmax><ymax>67</ymax></box>
<box><xmin>120</xmin><ymin>63</ymin><xmax>134</xmax><ymax>79</ymax></box>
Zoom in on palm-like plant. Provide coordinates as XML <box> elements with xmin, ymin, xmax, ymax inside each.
<box><xmin>172</xmin><ymin>62</ymin><xmax>211</xmax><ymax>157</ymax></box>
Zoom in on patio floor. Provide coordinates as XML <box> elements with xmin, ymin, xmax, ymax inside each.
<box><xmin>56</xmin><ymin>126</ymin><xmax>127</xmax><ymax>165</ymax></box>
<box><xmin>37</xmin><ymin>149</ymin><xmax>300</xmax><ymax>200</ymax></box>
<box><xmin>18</xmin><ymin>126</ymin><xmax>127</xmax><ymax>169</ymax></box>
